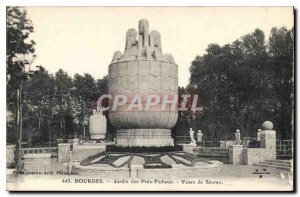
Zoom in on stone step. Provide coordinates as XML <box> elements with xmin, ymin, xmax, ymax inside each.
<box><xmin>253</xmin><ymin>163</ymin><xmax>291</xmax><ymax>171</ymax></box>
<box><xmin>265</xmin><ymin>159</ymin><xmax>292</xmax><ymax>164</ymax></box>
<box><xmin>259</xmin><ymin>161</ymin><xmax>291</xmax><ymax>167</ymax></box>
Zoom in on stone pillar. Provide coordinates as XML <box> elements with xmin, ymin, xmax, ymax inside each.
<box><xmin>235</xmin><ymin>129</ymin><xmax>241</xmax><ymax>145</ymax></box>
<box><xmin>257</xmin><ymin>129</ymin><xmax>262</xmax><ymax>142</ymax></box>
<box><xmin>197</xmin><ymin>130</ymin><xmax>203</xmax><ymax>143</ymax></box>
<box><xmin>23</xmin><ymin>153</ymin><xmax>51</xmax><ymax>171</ymax></box>
<box><xmin>229</xmin><ymin>145</ymin><xmax>244</xmax><ymax>165</ymax></box>
<box><xmin>72</xmin><ymin>138</ymin><xmax>79</xmax><ymax>150</ymax></box>
<box><xmin>260</xmin><ymin>131</ymin><xmax>276</xmax><ymax>149</ymax></box>
<box><xmin>6</xmin><ymin>145</ymin><xmax>15</xmax><ymax>168</ymax></box>
<box><xmin>130</xmin><ymin>165</ymin><xmax>143</xmax><ymax>178</ymax></box>
<box><xmin>58</xmin><ymin>143</ymin><xmax>71</xmax><ymax>163</ymax></box>
<box><xmin>260</xmin><ymin>121</ymin><xmax>276</xmax><ymax>160</ymax></box>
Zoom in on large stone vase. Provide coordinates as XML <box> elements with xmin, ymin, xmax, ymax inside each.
<box><xmin>108</xmin><ymin>19</ymin><xmax>178</xmax><ymax>147</ymax></box>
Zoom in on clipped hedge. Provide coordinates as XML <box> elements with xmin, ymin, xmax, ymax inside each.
<box><xmin>106</xmin><ymin>145</ymin><xmax>183</xmax><ymax>153</ymax></box>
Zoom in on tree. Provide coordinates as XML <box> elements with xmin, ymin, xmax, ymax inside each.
<box><xmin>189</xmin><ymin>27</ymin><xmax>293</xmax><ymax>141</ymax></box>
<box><xmin>268</xmin><ymin>27</ymin><xmax>294</xmax><ymax>139</ymax></box>
<box><xmin>54</xmin><ymin>69</ymin><xmax>73</xmax><ymax>140</ymax></box>
<box><xmin>6</xmin><ymin>7</ymin><xmax>35</xmax><ymax>171</ymax></box>
<box><xmin>22</xmin><ymin>66</ymin><xmax>55</xmax><ymax>146</ymax></box>
<box><xmin>72</xmin><ymin>73</ymin><xmax>97</xmax><ymax>139</ymax></box>
<box><xmin>95</xmin><ymin>76</ymin><xmax>108</xmax><ymax>114</ymax></box>
<box><xmin>6</xmin><ymin>6</ymin><xmax>35</xmax><ymax>87</ymax></box>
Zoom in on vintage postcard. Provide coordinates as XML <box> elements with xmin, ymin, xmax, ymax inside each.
<box><xmin>6</xmin><ymin>6</ymin><xmax>294</xmax><ymax>191</ymax></box>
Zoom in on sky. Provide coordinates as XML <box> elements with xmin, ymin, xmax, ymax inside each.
<box><xmin>25</xmin><ymin>7</ymin><xmax>294</xmax><ymax>87</ymax></box>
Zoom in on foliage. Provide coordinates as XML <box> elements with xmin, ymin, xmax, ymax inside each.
<box><xmin>5</xmin><ymin>7</ymin><xmax>112</xmax><ymax>146</ymax></box>
<box><xmin>6</xmin><ymin>6</ymin><xmax>36</xmax><ymax>145</ymax></box>
<box><xmin>143</xmin><ymin>156</ymin><xmax>172</xmax><ymax>169</ymax></box>
<box><xmin>72</xmin><ymin>73</ymin><xmax>97</xmax><ymax>140</ymax></box>
<box><xmin>6</xmin><ymin>6</ymin><xmax>35</xmax><ymax>89</ymax></box>
<box><xmin>53</xmin><ymin>69</ymin><xmax>73</xmax><ymax>139</ymax></box>
<box><xmin>6</xmin><ymin>65</ymin><xmax>108</xmax><ymax>145</ymax></box>
<box><xmin>189</xmin><ymin>27</ymin><xmax>294</xmax><ymax>140</ymax></box>
<box><xmin>22</xmin><ymin>66</ymin><xmax>55</xmax><ymax>145</ymax></box>
<box><xmin>268</xmin><ymin>27</ymin><xmax>294</xmax><ymax>139</ymax></box>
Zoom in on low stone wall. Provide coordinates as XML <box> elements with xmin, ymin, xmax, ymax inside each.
<box><xmin>180</xmin><ymin>128</ymin><xmax>276</xmax><ymax>166</ymax></box>
<box><xmin>23</xmin><ymin>153</ymin><xmax>51</xmax><ymax>171</ymax></box>
<box><xmin>228</xmin><ymin>145</ymin><xmax>243</xmax><ymax>165</ymax></box>
<box><xmin>241</xmin><ymin>129</ymin><xmax>276</xmax><ymax>165</ymax></box>
<box><xmin>199</xmin><ymin>156</ymin><xmax>229</xmax><ymax>164</ymax></box>
<box><xmin>195</xmin><ymin>147</ymin><xmax>229</xmax><ymax>157</ymax></box>
<box><xmin>58</xmin><ymin>144</ymin><xmax>71</xmax><ymax>163</ymax></box>
<box><xmin>6</xmin><ymin>145</ymin><xmax>15</xmax><ymax>168</ymax></box>
<box><xmin>180</xmin><ymin>144</ymin><xmax>197</xmax><ymax>154</ymax></box>
<box><xmin>74</xmin><ymin>165</ymin><xmax>130</xmax><ymax>178</ymax></box>
<box><xmin>219</xmin><ymin>140</ymin><xmax>238</xmax><ymax>148</ymax></box>
<box><xmin>71</xmin><ymin>145</ymin><xmax>106</xmax><ymax>161</ymax></box>
<box><xmin>243</xmin><ymin>148</ymin><xmax>276</xmax><ymax>165</ymax></box>
<box><xmin>194</xmin><ymin>147</ymin><xmax>229</xmax><ymax>163</ymax></box>
<box><xmin>58</xmin><ymin>141</ymin><xmax>110</xmax><ymax>163</ymax></box>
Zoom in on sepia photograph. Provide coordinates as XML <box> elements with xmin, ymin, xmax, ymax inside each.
<box><xmin>5</xmin><ymin>6</ymin><xmax>294</xmax><ymax>191</ymax></box>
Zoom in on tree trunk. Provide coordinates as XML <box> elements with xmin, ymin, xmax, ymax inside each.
<box><xmin>38</xmin><ymin>108</ymin><xmax>42</xmax><ymax>130</ymax></box>
<box><xmin>48</xmin><ymin>121</ymin><xmax>51</xmax><ymax>146</ymax></box>
<box><xmin>19</xmin><ymin>83</ymin><xmax>23</xmax><ymax>166</ymax></box>
<box><xmin>28</xmin><ymin>119</ymin><xmax>35</xmax><ymax>147</ymax></box>
<box><xmin>83</xmin><ymin>103</ymin><xmax>86</xmax><ymax>140</ymax></box>
<box><xmin>59</xmin><ymin>103</ymin><xmax>63</xmax><ymax>140</ymax></box>
<box><xmin>59</xmin><ymin>98</ymin><xmax>62</xmax><ymax>138</ymax></box>
<box><xmin>16</xmin><ymin>80</ymin><xmax>23</xmax><ymax>172</ymax></box>
<box><xmin>15</xmin><ymin>88</ymin><xmax>21</xmax><ymax>172</ymax></box>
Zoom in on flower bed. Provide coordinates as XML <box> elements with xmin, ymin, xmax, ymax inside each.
<box><xmin>106</xmin><ymin>145</ymin><xmax>183</xmax><ymax>153</ymax></box>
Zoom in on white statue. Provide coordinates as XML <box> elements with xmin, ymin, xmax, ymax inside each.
<box><xmin>189</xmin><ymin>128</ymin><xmax>196</xmax><ymax>145</ymax></box>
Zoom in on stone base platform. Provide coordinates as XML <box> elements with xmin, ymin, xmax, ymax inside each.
<box><xmin>180</xmin><ymin>143</ymin><xmax>198</xmax><ymax>154</ymax></box>
<box><xmin>67</xmin><ymin>151</ymin><xmax>223</xmax><ymax>178</ymax></box>
<box><xmin>116</xmin><ymin>129</ymin><xmax>174</xmax><ymax>147</ymax></box>
<box><xmin>23</xmin><ymin>153</ymin><xmax>51</xmax><ymax>171</ymax></box>
<box><xmin>90</xmin><ymin>134</ymin><xmax>106</xmax><ymax>140</ymax></box>
<box><xmin>72</xmin><ymin>161</ymin><xmax>222</xmax><ymax>178</ymax></box>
